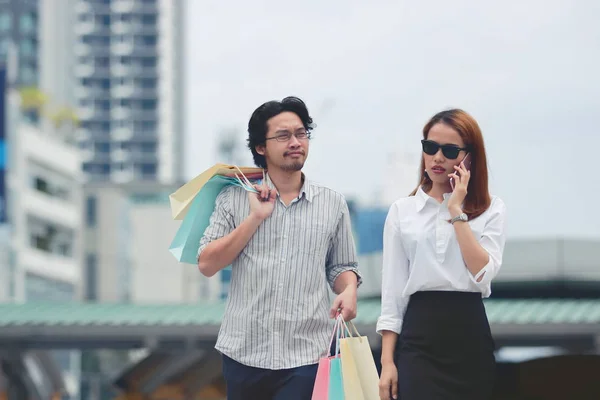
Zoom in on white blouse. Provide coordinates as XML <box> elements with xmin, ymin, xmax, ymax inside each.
<box><xmin>376</xmin><ymin>186</ymin><xmax>507</xmax><ymax>335</ymax></box>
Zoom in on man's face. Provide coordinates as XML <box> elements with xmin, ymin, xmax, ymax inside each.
<box><xmin>257</xmin><ymin>111</ymin><xmax>310</xmax><ymax>172</ymax></box>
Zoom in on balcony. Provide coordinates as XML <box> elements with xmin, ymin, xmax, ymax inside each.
<box><xmin>112</xmin><ymin>0</ymin><xmax>135</xmax><ymax>13</ymax></box>
<box><xmin>78</xmin><ymin>107</ymin><xmax>110</xmax><ymax>121</ymax></box>
<box><xmin>111</xmin><ymin>148</ymin><xmax>130</xmax><ymax>162</ymax></box>
<box><xmin>110</xmin><ymin>64</ymin><xmax>131</xmax><ymax>77</ymax></box>
<box><xmin>23</xmin><ymin>189</ymin><xmax>80</xmax><ymax>230</ymax></box>
<box><xmin>111</xmin><ymin>107</ymin><xmax>131</xmax><ymax>120</ymax></box>
<box><xmin>111</xmin><ymin>21</ymin><xmax>131</xmax><ymax>35</ymax></box>
<box><xmin>19</xmin><ymin>247</ymin><xmax>80</xmax><ymax>286</ymax></box>
<box><xmin>112</xmin><ymin>85</ymin><xmax>135</xmax><ymax>98</ymax></box>
<box><xmin>74</xmin><ymin>21</ymin><xmax>96</xmax><ymax>35</ymax></box>
<box><xmin>75</xmin><ymin>64</ymin><xmax>94</xmax><ymax>77</ymax></box>
<box><xmin>111</xmin><ymin>127</ymin><xmax>134</xmax><ymax>141</ymax></box>
<box><xmin>112</xmin><ymin>41</ymin><xmax>134</xmax><ymax>56</ymax></box>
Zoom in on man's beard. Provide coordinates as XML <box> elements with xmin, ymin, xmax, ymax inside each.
<box><xmin>281</xmin><ymin>160</ymin><xmax>304</xmax><ymax>172</ymax></box>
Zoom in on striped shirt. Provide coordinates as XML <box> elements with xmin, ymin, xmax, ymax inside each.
<box><xmin>198</xmin><ymin>173</ymin><xmax>361</xmax><ymax>370</ymax></box>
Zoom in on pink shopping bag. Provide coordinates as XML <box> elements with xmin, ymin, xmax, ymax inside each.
<box><xmin>312</xmin><ymin>356</ymin><xmax>333</xmax><ymax>400</ymax></box>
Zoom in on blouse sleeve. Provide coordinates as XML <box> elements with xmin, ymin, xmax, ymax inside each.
<box><xmin>376</xmin><ymin>202</ymin><xmax>411</xmax><ymax>335</ymax></box>
<box><xmin>468</xmin><ymin>197</ymin><xmax>508</xmax><ymax>286</ymax></box>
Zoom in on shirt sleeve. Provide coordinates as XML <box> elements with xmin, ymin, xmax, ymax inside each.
<box><xmin>325</xmin><ymin>200</ymin><xmax>362</xmax><ymax>291</ymax></box>
<box><xmin>376</xmin><ymin>202</ymin><xmax>410</xmax><ymax>335</ymax></box>
<box><xmin>468</xmin><ymin>197</ymin><xmax>508</xmax><ymax>286</ymax></box>
<box><xmin>196</xmin><ymin>187</ymin><xmax>236</xmax><ymax>262</ymax></box>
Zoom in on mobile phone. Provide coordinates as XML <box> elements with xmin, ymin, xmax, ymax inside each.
<box><xmin>450</xmin><ymin>153</ymin><xmax>471</xmax><ymax>190</ymax></box>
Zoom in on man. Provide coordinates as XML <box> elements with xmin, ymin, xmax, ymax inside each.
<box><xmin>197</xmin><ymin>96</ymin><xmax>361</xmax><ymax>399</ymax></box>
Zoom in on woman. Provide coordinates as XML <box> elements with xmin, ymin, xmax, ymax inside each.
<box><xmin>377</xmin><ymin>109</ymin><xmax>507</xmax><ymax>400</ymax></box>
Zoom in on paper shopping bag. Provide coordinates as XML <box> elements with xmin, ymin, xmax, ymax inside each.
<box><xmin>312</xmin><ymin>357</ymin><xmax>332</xmax><ymax>400</ymax></box>
<box><xmin>339</xmin><ymin>322</ymin><xmax>380</xmax><ymax>400</ymax></box>
<box><xmin>169</xmin><ymin>163</ymin><xmax>263</xmax><ymax>220</ymax></box>
<box><xmin>169</xmin><ymin>175</ymin><xmax>240</xmax><ymax>264</ymax></box>
<box><xmin>329</xmin><ymin>356</ymin><xmax>345</xmax><ymax>399</ymax></box>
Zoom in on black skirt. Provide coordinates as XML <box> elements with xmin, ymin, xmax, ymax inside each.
<box><xmin>396</xmin><ymin>291</ymin><xmax>496</xmax><ymax>400</ymax></box>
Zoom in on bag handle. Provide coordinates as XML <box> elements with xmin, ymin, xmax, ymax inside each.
<box><xmin>328</xmin><ymin>314</ymin><xmax>352</xmax><ymax>357</ymax></box>
<box><xmin>337</xmin><ymin>315</ymin><xmax>364</xmax><ymax>343</ymax></box>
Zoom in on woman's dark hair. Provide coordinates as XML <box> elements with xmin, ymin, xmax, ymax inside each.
<box><xmin>247</xmin><ymin>96</ymin><xmax>315</xmax><ymax>168</ymax></box>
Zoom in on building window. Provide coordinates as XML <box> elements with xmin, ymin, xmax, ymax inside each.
<box><xmin>140</xmin><ymin>142</ymin><xmax>156</xmax><ymax>153</ymax></box>
<box><xmin>28</xmin><ymin>219</ymin><xmax>74</xmax><ymax>257</ymax></box>
<box><xmin>19</xmin><ymin>13</ymin><xmax>37</xmax><ymax>33</ymax></box>
<box><xmin>86</xmin><ymin>254</ymin><xmax>97</xmax><ymax>301</ymax></box>
<box><xmin>19</xmin><ymin>65</ymin><xmax>36</xmax><ymax>86</ymax></box>
<box><xmin>25</xmin><ymin>273</ymin><xmax>75</xmax><ymax>302</ymax></box>
<box><xmin>141</xmin><ymin>99</ymin><xmax>156</xmax><ymax>110</ymax></box>
<box><xmin>141</xmin><ymin>15</ymin><xmax>156</xmax><ymax>26</ymax></box>
<box><xmin>86</xmin><ymin>196</ymin><xmax>97</xmax><ymax>227</ymax></box>
<box><xmin>20</xmin><ymin>38</ymin><xmax>36</xmax><ymax>57</ymax></box>
<box><xmin>29</xmin><ymin>165</ymin><xmax>72</xmax><ymax>201</ymax></box>
<box><xmin>0</xmin><ymin>13</ymin><xmax>11</xmax><ymax>31</ymax></box>
<box><xmin>94</xmin><ymin>142</ymin><xmax>110</xmax><ymax>153</ymax></box>
<box><xmin>139</xmin><ymin>163</ymin><xmax>156</xmax><ymax>179</ymax></box>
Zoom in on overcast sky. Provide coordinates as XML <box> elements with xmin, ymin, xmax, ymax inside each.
<box><xmin>184</xmin><ymin>0</ymin><xmax>600</xmax><ymax>239</ymax></box>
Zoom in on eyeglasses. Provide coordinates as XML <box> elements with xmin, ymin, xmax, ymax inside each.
<box><xmin>421</xmin><ymin>140</ymin><xmax>468</xmax><ymax>160</ymax></box>
<box><xmin>265</xmin><ymin>130</ymin><xmax>311</xmax><ymax>142</ymax></box>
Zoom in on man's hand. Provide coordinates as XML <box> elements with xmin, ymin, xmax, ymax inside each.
<box><xmin>330</xmin><ymin>286</ymin><xmax>357</xmax><ymax>321</ymax></box>
<box><xmin>248</xmin><ymin>184</ymin><xmax>276</xmax><ymax>221</ymax></box>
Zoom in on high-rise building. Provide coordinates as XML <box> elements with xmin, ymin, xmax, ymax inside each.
<box><xmin>0</xmin><ymin>0</ymin><xmax>76</xmax><ymax>124</ymax></box>
<box><xmin>0</xmin><ymin>0</ymin><xmax>38</xmax><ymax>88</ymax></box>
<box><xmin>73</xmin><ymin>0</ymin><xmax>186</xmax><ymax>183</ymax></box>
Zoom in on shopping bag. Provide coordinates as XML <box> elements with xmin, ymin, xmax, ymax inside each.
<box><xmin>339</xmin><ymin>320</ymin><xmax>380</xmax><ymax>400</ymax></box>
<box><xmin>169</xmin><ymin>163</ymin><xmax>264</xmax><ymax>220</ymax></box>
<box><xmin>328</xmin><ymin>357</ymin><xmax>345</xmax><ymax>399</ymax></box>
<box><xmin>312</xmin><ymin>316</ymin><xmax>349</xmax><ymax>400</ymax></box>
<box><xmin>312</xmin><ymin>357</ymin><xmax>331</xmax><ymax>400</ymax></box>
<box><xmin>169</xmin><ymin>175</ymin><xmax>249</xmax><ymax>264</ymax></box>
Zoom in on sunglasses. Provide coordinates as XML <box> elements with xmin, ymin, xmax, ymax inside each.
<box><xmin>421</xmin><ymin>140</ymin><xmax>468</xmax><ymax>160</ymax></box>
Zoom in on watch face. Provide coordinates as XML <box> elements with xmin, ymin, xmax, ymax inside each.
<box><xmin>461</xmin><ymin>213</ymin><xmax>468</xmax><ymax>220</ymax></box>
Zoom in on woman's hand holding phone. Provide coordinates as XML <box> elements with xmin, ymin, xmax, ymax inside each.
<box><xmin>448</xmin><ymin>153</ymin><xmax>471</xmax><ymax>214</ymax></box>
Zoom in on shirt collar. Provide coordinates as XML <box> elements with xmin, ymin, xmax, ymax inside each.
<box><xmin>264</xmin><ymin>172</ymin><xmax>313</xmax><ymax>202</ymax></box>
<box><xmin>415</xmin><ymin>186</ymin><xmax>451</xmax><ymax>212</ymax></box>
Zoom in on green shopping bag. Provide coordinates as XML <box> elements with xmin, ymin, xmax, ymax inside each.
<box><xmin>328</xmin><ymin>357</ymin><xmax>345</xmax><ymax>399</ymax></box>
<box><xmin>169</xmin><ymin>175</ymin><xmax>245</xmax><ymax>264</ymax></box>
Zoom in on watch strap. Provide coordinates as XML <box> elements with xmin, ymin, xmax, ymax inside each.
<box><xmin>450</xmin><ymin>213</ymin><xmax>467</xmax><ymax>224</ymax></box>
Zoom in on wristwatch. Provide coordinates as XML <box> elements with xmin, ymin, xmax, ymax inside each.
<box><xmin>450</xmin><ymin>212</ymin><xmax>468</xmax><ymax>224</ymax></box>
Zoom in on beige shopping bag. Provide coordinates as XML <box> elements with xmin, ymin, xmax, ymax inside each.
<box><xmin>339</xmin><ymin>321</ymin><xmax>380</xmax><ymax>400</ymax></box>
<box><xmin>169</xmin><ymin>163</ymin><xmax>264</xmax><ymax>220</ymax></box>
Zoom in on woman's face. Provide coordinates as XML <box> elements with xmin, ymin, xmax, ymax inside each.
<box><xmin>422</xmin><ymin>123</ymin><xmax>469</xmax><ymax>187</ymax></box>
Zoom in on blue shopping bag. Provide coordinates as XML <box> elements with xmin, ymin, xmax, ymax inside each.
<box><xmin>169</xmin><ymin>175</ymin><xmax>250</xmax><ymax>264</ymax></box>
